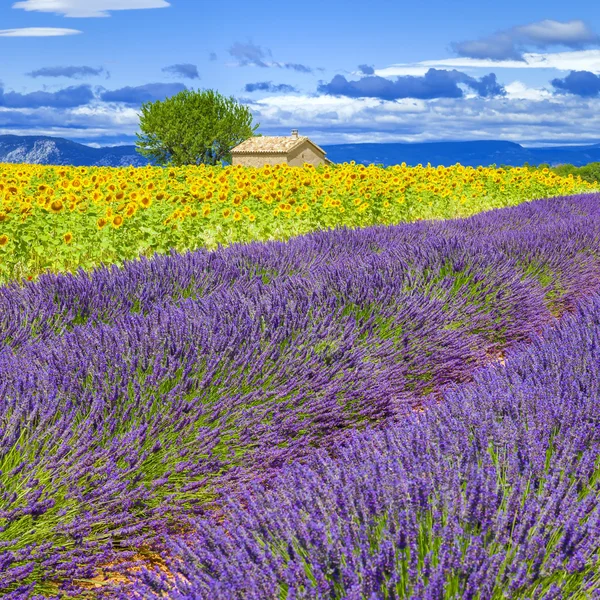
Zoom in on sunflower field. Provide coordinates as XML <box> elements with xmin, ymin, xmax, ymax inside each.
<box><xmin>0</xmin><ymin>160</ymin><xmax>596</xmax><ymax>283</ymax></box>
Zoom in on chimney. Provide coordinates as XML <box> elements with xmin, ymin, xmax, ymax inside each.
<box><xmin>291</xmin><ymin>129</ymin><xmax>298</xmax><ymax>139</ymax></box>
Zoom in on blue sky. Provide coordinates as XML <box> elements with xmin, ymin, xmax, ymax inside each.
<box><xmin>1</xmin><ymin>0</ymin><xmax>600</xmax><ymax>148</ymax></box>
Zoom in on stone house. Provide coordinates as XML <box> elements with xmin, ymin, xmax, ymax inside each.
<box><xmin>230</xmin><ymin>129</ymin><xmax>333</xmax><ymax>167</ymax></box>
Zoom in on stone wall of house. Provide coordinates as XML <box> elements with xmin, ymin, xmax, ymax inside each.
<box><xmin>231</xmin><ymin>154</ymin><xmax>288</xmax><ymax>167</ymax></box>
<box><xmin>287</xmin><ymin>141</ymin><xmax>327</xmax><ymax>167</ymax></box>
<box><xmin>230</xmin><ymin>141</ymin><xmax>330</xmax><ymax>167</ymax></box>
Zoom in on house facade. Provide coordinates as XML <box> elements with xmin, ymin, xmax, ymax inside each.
<box><xmin>230</xmin><ymin>130</ymin><xmax>333</xmax><ymax>167</ymax></box>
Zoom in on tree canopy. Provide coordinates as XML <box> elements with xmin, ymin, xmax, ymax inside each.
<box><xmin>135</xmin><ymin>88</ymin><xmax>260</xmax><ymax>166</ymax></box>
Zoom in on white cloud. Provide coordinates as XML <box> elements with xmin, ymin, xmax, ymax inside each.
<box><xmin>0</xmin><ymin>102</ymin><xmax>141</xmax><ymax>139</ymax></box>
<box><xmin>243</xmin><ymin>93</ymin><xmax>600</xmax><ymax>147</ymax></box>
<box><xmin>69</xmin><ymin>103</ymin><xmax>141</xmax><ymax>127</ymax></box>
<box><xmin>84</xmin><ymin>141</ymin><xmax>132</xmax><ymax>148</ymax></box>
<box><xmin>12</xmin><ymin>0</ymin><xmax>170</xmax><ymax>18</ymax></box>
<box><xmin>247</xmin><ymin>94</ymin><xmax>427</xmax><ymax>125</ymax></box>
<box><xmin>514</xmin><ymin>19</ymin><xmax>599</xmax><ymax>46</ymax></box>
<box><xmin>0</xmin><ymin>27</ymin><xmax>81</xmax><ymax>36</ymax></box>
<box><xmin>350</xmin><ymin>66</ymin><xmax>431</xmax><ymax>77</ymax></box>
<box><xmin>503</xmin><ymin>81</ymin><xmax>553</xmax><ymax>101</ymax></box>
<box><xmin>376</xmin><ymin>49</ymin><xmax>600</xmax><ymax>76</ymax></box>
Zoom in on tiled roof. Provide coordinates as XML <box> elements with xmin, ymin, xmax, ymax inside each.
<box><xmin>230</xmin><ymin>135</ymin><xmax>327</xmax><ymax>156</ymax></box>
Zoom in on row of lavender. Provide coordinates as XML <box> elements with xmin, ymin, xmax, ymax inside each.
<box><xmin>3</xmin><ymin>191</ymin><xmax>600</xmax><ymax>352</ymax></box>
<box><xmin>1</xmin><ymin>193</ymin><xmax>600</xmax><ymax>596</ymax></box>
<box><xmin>124</xmin><ymin>288</ymin><xmax>600</xmax><ymax>599</ymax></box>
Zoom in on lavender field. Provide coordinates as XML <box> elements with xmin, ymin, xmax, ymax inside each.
<box><xmin>2</xmin><ymin>192</ymin><xmax>600</xmax><ymax>598</ymax></box>
<box><xmin>126</xmin><ymin>287</ymin><xmax>600</xmax><ymax>599</ymax></box>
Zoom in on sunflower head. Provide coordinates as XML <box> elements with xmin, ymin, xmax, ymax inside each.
<box><xmin>64</xmin><ymin>232</ymin><xmax>73</xmax><ymax>244</ymax></box>
<box><xmin>112</xmin><ymin>215</ymin><xmax>124</xmax><ymax>228</ymax></box>
<box><xmin>0</xmin><ymin>234</ymin><xmax>8</xmax><ymax>246</ymax></box>
<box><xmin>50</xmin><ymin>199</ymin><xmax>64</xmax><ymax>213</ymax></box>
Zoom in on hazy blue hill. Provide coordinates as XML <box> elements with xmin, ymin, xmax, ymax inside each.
<box><xmin>321</xmin><ymin>139</ymin><xmax>600</xmax><ymax>168</ymax></box>
<box><xmin>1</xmin><ymin>134</ymin><xmax>600</xmax><ymax>169</ymax></box>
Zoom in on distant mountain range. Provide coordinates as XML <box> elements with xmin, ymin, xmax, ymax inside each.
<box><xmin>322</xmin><ymin>140</ymin><xmax>600</xmax><ymax>169</ymax></box>
<box><xmin>1</xmin><ymin>134</ymin><xmax>600</xmax><ymax>169</ymax></box>
<box><xmin>0</xmin><ymin>135</ymin><xmax>150</xmax><ymax>167</ymax></box>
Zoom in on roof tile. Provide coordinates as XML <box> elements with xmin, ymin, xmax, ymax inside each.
<box><xmin>230</xmin><ymin>135</ymin><xmax>328</xmax><ymax>156</ymax></box>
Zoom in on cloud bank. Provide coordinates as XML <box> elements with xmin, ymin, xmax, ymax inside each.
<box><xmin>0</xmin><ymin>84</ymin><xmax>94</xmax><ymax>108</ymax></box>
<box><xmin>317</xmin><ymin>69</ymin><xmax>506</xmax><ymax>100</ymax></box>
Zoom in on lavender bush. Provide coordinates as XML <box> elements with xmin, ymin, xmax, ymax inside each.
<box><xmin>1</xmin><ymin>193</ymin><xmax>600</xmax><ymax>596</ymax></box>
<box><xmin>123</xmin><ymin>291</ymin><xmax>600</xmax><ymax>599</ymax></box>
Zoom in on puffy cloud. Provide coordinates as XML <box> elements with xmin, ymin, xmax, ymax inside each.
<box><xmin>27</xmin><ymin>66</ymin><xmax>107</xmax><ymax>78</ymax></box>
<box><xmin>12</xmin><ymin>0</ymin><xmax>170</xmax><ymax>18</ymax></box>
<box><xmin>0</xmin><ymin>27</ymin><xmax>81</xmax><ymax>36</ymax></box>
<box><xmin>244</xmin><ymin>81</ymin><xmax>298</xmax><ymax>93</ymax></box>
<box><xmin>551</xmin><ymin>70</ymin><xmax>600</xmax><ymax>97</ymax></box>
<box><xmin>317</xmin><ymin>69</ymin><xmax>505</xmax><ymax>100</ymax></box>
<box><xmin>502</xmin><ymin>81</ymin><xmax>553</xmax><ymax>101</ymax></box>
<box><xmin>358</xmin><ymin>64</ymin><xmax>375</xmax><ymax>75</ymax></box>
<box><xmin>162</xmin><ymin>64</ymin><xmax>200</xmax><ymax>79</ymax></box>
<box><xmin>98</xmin><ymin>82</ymin><xmax>186</xmax><ymax>105</ymax></box>
<box><xmin>0</xmin><ymin>84</ymin><xmax>94</xmax><ymax>108</ymax></box>
<box><xmin>465</xmin><ymin>73</ymin><xmax>506</xmax><ymax>97</ymax></box>
<box><xmin>451</xmin><ymin>19</ymin><xmax>600</xmax><ymax>62</ymax></box>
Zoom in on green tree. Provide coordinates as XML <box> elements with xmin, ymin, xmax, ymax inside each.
<box><xmin>135</xmin><ymin>88</ymin><xmax>260</xmax><ymax>166</ymax></box>
<box><xmin>550</xmin><ymin>162</ymin><xmax>600</xmax><ymax>186</ymax></box>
